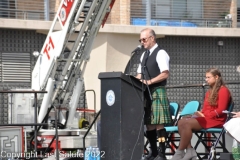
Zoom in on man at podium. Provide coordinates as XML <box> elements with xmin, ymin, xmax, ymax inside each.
<box><xmin>136</xmin><ymin>28</ymin><xmax>172</xmax><ymax>160</ymax></box>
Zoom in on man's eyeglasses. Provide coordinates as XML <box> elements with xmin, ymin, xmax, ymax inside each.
<box><xmin>139</xmin><ymin>36</ymin><xmax>152</xmax><ymax>43</ymax></box>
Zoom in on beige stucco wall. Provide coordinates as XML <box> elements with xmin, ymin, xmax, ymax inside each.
<box><xmin>230</xmin><ymin>0</ymin><xmax>237</xmax><ymax>28</ymax></box>
<box><xmin>84</xmin><ymin>33</ymin><xmax>140</xmax><ymax>111</ymax></box>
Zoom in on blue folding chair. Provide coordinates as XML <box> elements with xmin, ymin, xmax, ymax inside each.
<box><xmin>169</xmin><ymin>102</ymin><xmax>180</xmax><ymax>126</ymax></box>
<box><xmin>194</xmin><ymin>101</ymin><xmax>234</xmax><ymax>160</ymax></box>
<box><xmin>165</xmin><ymin>100</ymin><xmax>201</xmax><ymax>154</ymax></box>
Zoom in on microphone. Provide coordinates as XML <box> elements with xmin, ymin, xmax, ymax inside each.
<box><xmin>131</xmin><ymin>45</ymin><xmax>142</xmax><ymax>53</ymax></box>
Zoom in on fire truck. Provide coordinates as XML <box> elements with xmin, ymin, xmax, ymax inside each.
<box><xmin>4</xmin><ymin>0</ymin><xmax>115</xmax><ymax>159</ymax></box>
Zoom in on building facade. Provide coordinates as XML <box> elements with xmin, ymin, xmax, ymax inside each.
<box><xmin>0</xmin><ymin>0</ymin><xmax>240</xmax><ymax>125</ymax></box>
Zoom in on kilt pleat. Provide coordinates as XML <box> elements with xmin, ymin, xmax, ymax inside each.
<box><xmin>144</xmin><ymin>87</ymin><xmax>172</xmax><ymax>125</ymax></box>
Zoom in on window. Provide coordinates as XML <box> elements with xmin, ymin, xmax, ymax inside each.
<box><xmin>152</xmin><ymin>0</ymin><xmax>202</xmax><ymax>19</ymax></box>
<box><xmin>0</xmin><ymin>0</ymin><xmax>16</xmax><ymax>18</ymax></box>
<box><xmin>154</xmin><ymin>0</ymin><xmax>171</xmax><ymax>18</ymax></box>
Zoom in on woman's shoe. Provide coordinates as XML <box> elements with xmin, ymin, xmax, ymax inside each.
<box><xmin>181</xmin><ymin>148</ymin><xmax>197</xmax><ymax>160</ymax></box>
<box><xmin>171</xmin><ymin>149</ymin><xmax>185</xmax><ymax>160</ymax></box>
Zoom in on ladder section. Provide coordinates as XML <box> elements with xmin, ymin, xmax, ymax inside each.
<box><xmin>34</xmin><ymin>0</ymin><xmax>115</xmax><ymax>126</ymax></box>
<box><xmin>53</xmin><ymin>0</ymin><xmax>114</xmax><ymax>111</ymax></box>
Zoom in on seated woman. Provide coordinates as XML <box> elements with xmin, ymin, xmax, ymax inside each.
<box><xmin>171</xmin><ymin>68</ymin><xmax>232</xmax><ymax>160</ymax></box>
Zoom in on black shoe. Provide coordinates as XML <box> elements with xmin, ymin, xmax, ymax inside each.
<box><xmin>154</xmin><ymin>155</ymin><xmax>167</xmax><ymax>160</ymax></box>
<box><xmin>144</xmin><ymin>155</ymin><xmax>156</xmax><ymax>160</ymax></box>
<box><xmin>157</xmin><ymin>152</ymin><xmax>167</xmax><ymax>160</ymax></box>
<box><xmin>157</xmin><ymin>142</ymin><xmax>167</xmax><ymax>160</ymax></box>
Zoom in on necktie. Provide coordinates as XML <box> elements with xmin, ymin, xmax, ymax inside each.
<box><xmin>146</xmin><ymin>50</ymin><xmax>150</xmax><ymax>57</ymax></box>
<box><xmin>143</xmin><ymin>50</ymin><xmax>150</xmax><ymax>66</ymax></box>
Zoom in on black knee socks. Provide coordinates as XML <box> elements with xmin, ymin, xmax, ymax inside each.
<box><xmin>157</xmin><ymin>128</ymin><xmax>167</xmax><ymax>157</ymax></box>
<box><xmin>146</xmin><ymin>129</ymin><xmax>158</xmax><ymax>157</ymax></box>
<box><xmin>156</xmin><ymin>128</ymin><xmax>167</xmax><ymax>142</ymax></box>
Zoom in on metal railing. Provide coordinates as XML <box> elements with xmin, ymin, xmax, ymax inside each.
<box><xmin>131</xmin><ymin>17</ymin><xmax>232</xmax><ymax>28</ymax></box>
<box><xmin>128</xmin><ymin>0</ymin><xmax>234</xmax><ymax>28</ymax></box>
<box><xmin>0</xmin><ymin>0</ymin><xmax>236</xmax><ymax>28</ymax></box>
<box><xmin>0</xmin><ymin>0</ymin><xmax>58</xmax><ymax>21</ymax></box>
<box><xmin>0</xmin><ymin>8</ymin><xmax>56</xmax><ymax>20</ymax></box>
<box><xmin>0</xmin><ymin>90</ymin><xmax>48</xmax><ymax>156</ymax></box>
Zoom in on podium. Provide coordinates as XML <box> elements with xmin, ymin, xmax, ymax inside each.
<box><xmin>98</xmin><ymin>72</ymin><xmax>145</xmax><ymax>160</ymax></box>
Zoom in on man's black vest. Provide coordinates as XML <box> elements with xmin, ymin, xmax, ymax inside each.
<box><xmin>141</xmin><ymin>46</ymin><xmax>167</xmax><ymax>90</ymax></box>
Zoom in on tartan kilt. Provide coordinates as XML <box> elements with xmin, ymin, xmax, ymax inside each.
<box><xmin>144</xmin><ymin>87</ymin><xmax>172</xmax><ymax>125</ymax></box>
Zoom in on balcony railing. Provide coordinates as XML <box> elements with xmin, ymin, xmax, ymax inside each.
<box><xmin>0</xmin><ymin>0</ymin><xmax>58</xmax><ymax>21</ymax></box>
<box><xmin>0</xmin><ymin>0</ymin><xmax>236</xmax><ymax>28</ymax></box>
<box><xmin>127</xmin><ymin>0</ymin><xmax>234</xmax><ymax>28</ymax></box>
<box><xmin>131</xmin><ymin>17</ymin><xmax>232</xmax><ymax>28</ymax></box>
<box><xmin>0</xmin><ymin>8</ymin><xmax>56</xmax><ymax>20</ymax></box>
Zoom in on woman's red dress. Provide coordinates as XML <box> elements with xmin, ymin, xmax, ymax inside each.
<box><xmin>195</xmin><ymin>86</ymin><xmax>231</xmax><ymax>129</ymax></box>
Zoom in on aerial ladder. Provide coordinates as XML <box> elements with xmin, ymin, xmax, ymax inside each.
<box><xmin>30</xmin><ymin>0</ymin><xmax>115</xmax><ymax>153</ymax></box>
<box><xmin>32</xmin><ymin>0</ymin><xmax>114</xmax><ymax>127</ymax></box>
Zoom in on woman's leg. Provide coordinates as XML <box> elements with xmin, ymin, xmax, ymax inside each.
<box><xmin>171</xmin><ymin>118</ymin><xmax>202</xmax><ymax>160</ymax></box>
<box><xmin>177</xmin><ymin>118</ymin><xmax>191</xmax><ymax>148</ymax></box>
<box><xmin>177</xmin><ymin>118</ymin><xmax>202</xmax><ymax>150</ymax></box>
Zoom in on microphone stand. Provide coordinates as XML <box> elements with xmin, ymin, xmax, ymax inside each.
<box><xmin>140</xmin><ymin>62</ymin><xmax>152</xmax><ymax>159</ymax></box>
<box><xmin>140</xmin><ymin>51</ymin><xmax>153</xmax><ymax>159</ymax></box>
<box><xmin>141</xmin><ymin>66</ymin><xmax>152</xmax><ymax>102</ymax></box>
<box><xmin>141</xmin><ymin>50</ymin><xmax>152</xmax><ymax>110</ymax></box>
